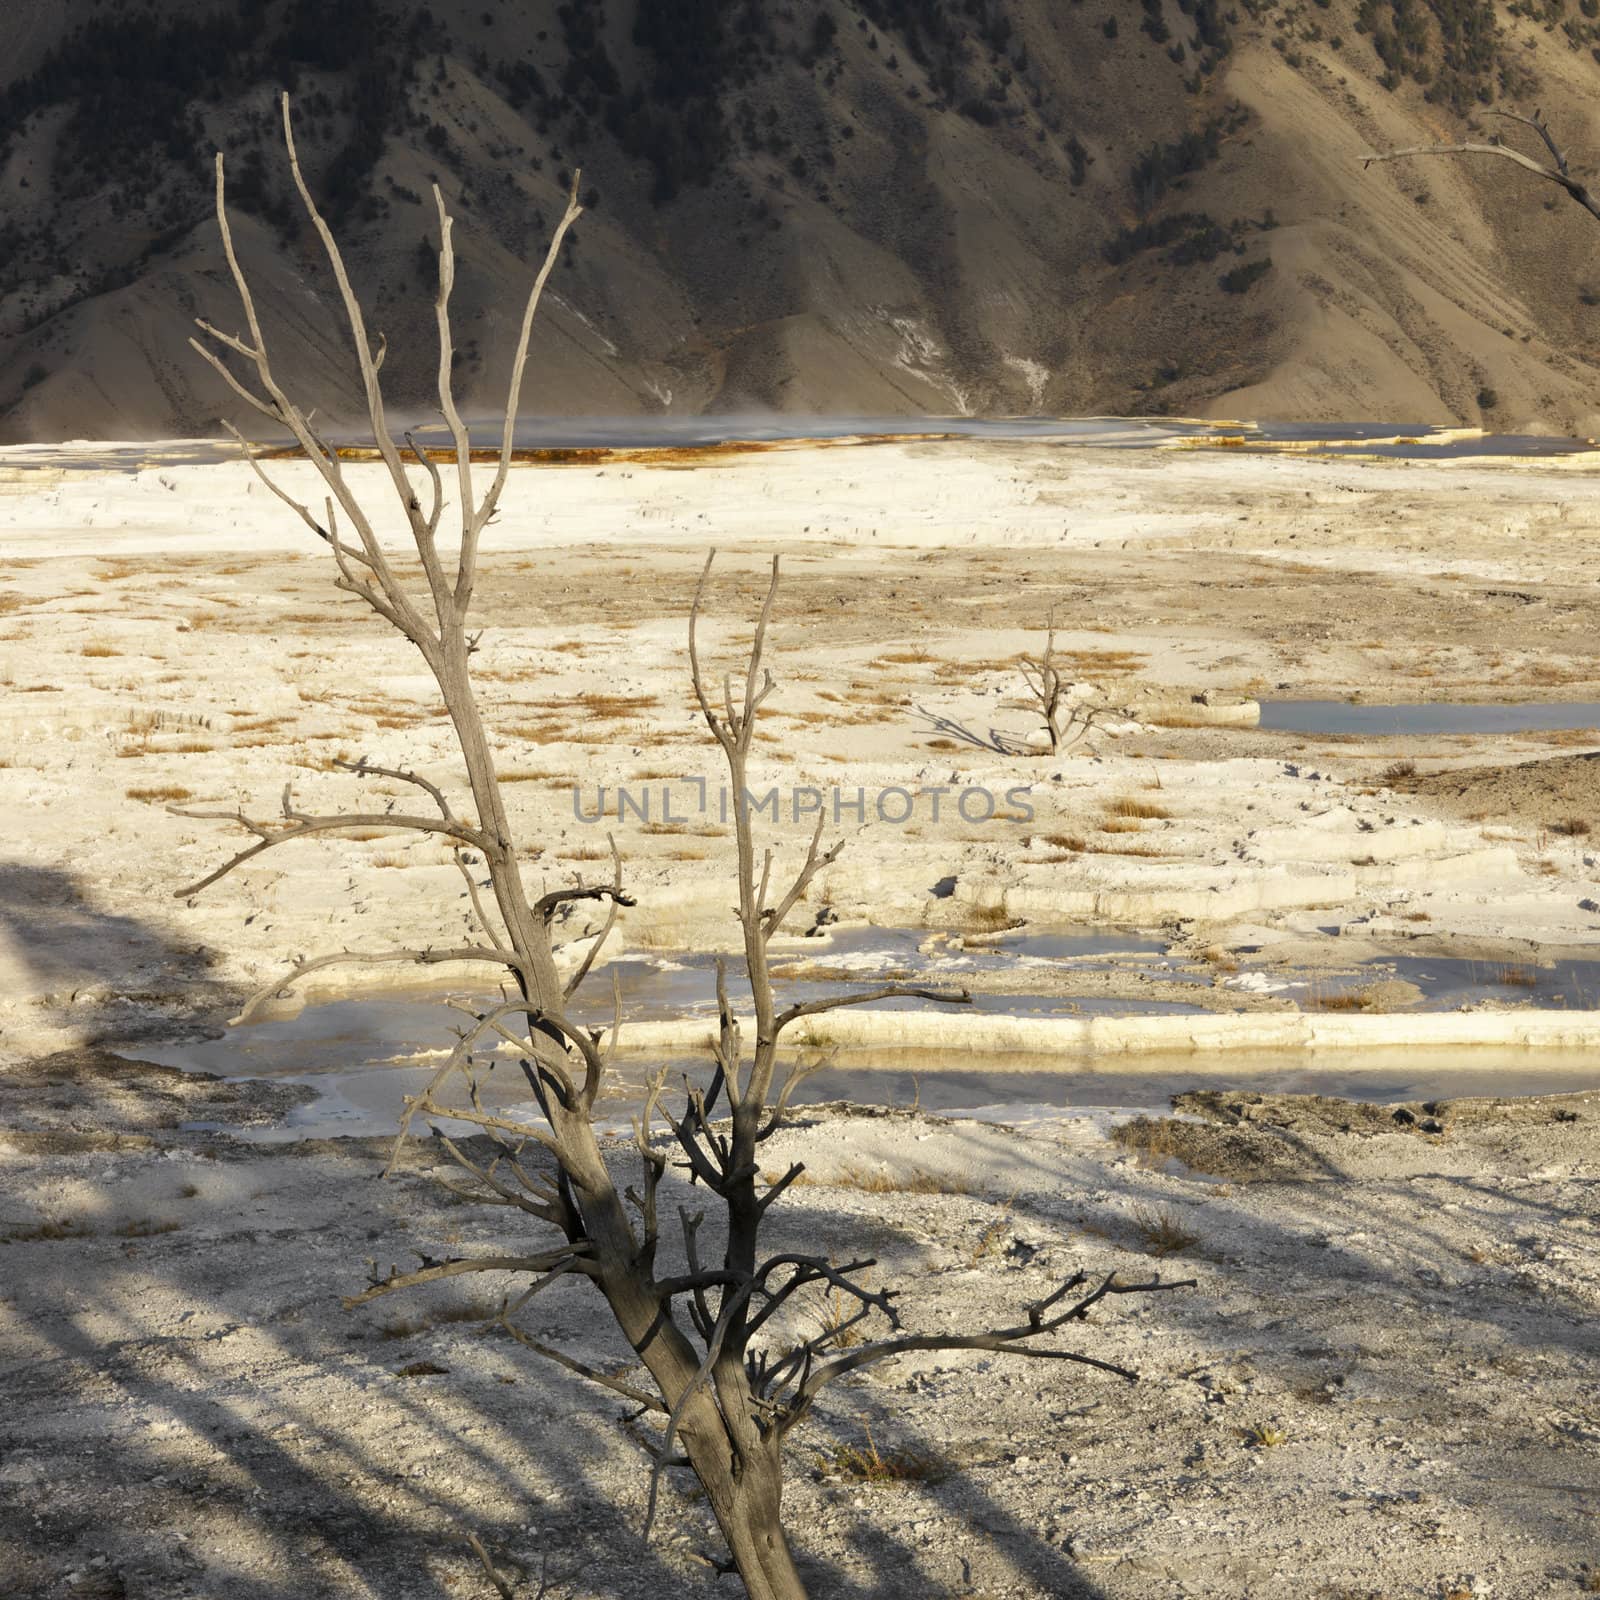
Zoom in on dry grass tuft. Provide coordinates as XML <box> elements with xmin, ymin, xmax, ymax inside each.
<box><xmin>1039</xmin><ymin>833</ymin><xmax>1086</xmax><ymax>853</ymax></box>
<box><xmin>431</xmin><ymin>1299</ymin><xmax>500</xmax><ymax>1326</ymax></box>
<box><xmin>968</xmin><ymin>1192</ymin><xmax>1018</xmax><ymax>1265</ymax></box>
<box><xmin>830</xmin><ymin>1165</ymin><xmax>974</xmax><ymax>1196</ymax></box>
<box><xmin>1099</xmin><ymin>816</ymin><xmax>1145</xmax><ymax>834</ymax></box>
<box><xmin>81</xmin><ymin>643</ymin><xmax>120</xmax><ymax>657</ymax></box>
<box><xmin>1552</xmin><ymin>816</ymin><xmax>1592</xmax><ymax>837</ymax></box>
<box><xmin>571</xmin><ymin>692</ymin><xmax>659</xmax><ymax>719</ymax></box>
<box><xmin>1109</xmin><ymin>795</ymin><xmax>1172</xmax><ymax>820</ymax></box>
<box><xmin>1111</xmin><ymin>1117</ymin><xmax>1187</xmax><ymax>1167</ymax></box>
<box><xmin>965</xmin><ymin>903</ymin><xmax>1019</xmax><ymax>930</ymax></box>
<box><xmin>814</xmin><ymin>1426</ymin><xmax>947</xmax><ymax>1486</ymax></box>
<box><xmin>126</xmin><ymin>784</ymin><xmax>194</xmax><ymax>803</ymax></box>
<box><xmin>1380</xmin><ymin>760</ymin><xmax>1417</xmax><ymax>782</ymax></box>
<box><xmin>817</xmin><ymin>1282</ymin><xmax>866</xmax><ymax>1350</ymax></box>
<box><xmin>113</xmin><ymin>1218</ymin><xmax>180</xmax><ymax>1238</ymax></box>
<box><xmin>4</xmin><ymin>1217</ymin><xmax>92</xmax><ymax>1242</ymax></box>
<box><xmin>1131</xmin><ymin>1205</ymin><xmax>1199</xmax><ymax>1257</ymax></box>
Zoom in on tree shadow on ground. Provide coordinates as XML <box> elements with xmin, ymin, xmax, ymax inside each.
<box><xmin>913</xmin><ymin>704</ymin><xmax>1038</xmax><ymax>757</ymax></box>
<box><xmin>0</xmin><ymin>860</ymin><xmax>235</xmax><ymax>1045</ymax></box>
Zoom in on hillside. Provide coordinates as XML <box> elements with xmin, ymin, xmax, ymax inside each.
<box><xmin>5</xmin><ymin>0</ymin><xmax>1600</xmax><ymax>441</ymax></box>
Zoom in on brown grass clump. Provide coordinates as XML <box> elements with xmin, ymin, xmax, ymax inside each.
<box><xmin>1494</xmin><ymin>963</ymin><xmax>1538</xmax><ymax>989</ymax></box>
<box><xmin>1111</xmin><ymin>1117</ymin><xmax>1186</xmax><ymax>1166</ymax></box>
<box><xmin>113</xmin><ymin>1218</ymin><xmax>180</xmax><ymax>1238</ymax></box>
<box><xmin>505</xmin><ymin>720</ymin><xmax>570</xmax><ymax>744</ymax></box>
<box><xmin>965</xmin><ymin>904</ymin><xmax>1020</xmax><ymax>931</ymax></box>
<box><xmin>4</xmin><ymin>1217</ymin><xmax>92</xmax><ymax>1242</ymax></box>
<box><xmin>1552</xmin><ymin>817</ymin><xmax>1592</xmax><ymax>837</ymax></box>
<box><xmin>967</xmin><ymin>1192</ymin><xmax>1018</xmax><ymax>1265</ymax></box>
<box><xmin>830</xmin><ymin>1166</ymin><xmax>973</xmax><ymax>1196</ymax></box>
<box><xmin>1058</xmin><ymin>648</ymin><xmax>1147</xmax><ymax>675</ymax></box>
<box><xmin>1380</xmin><ymin>760</ymin><xmax>1417</xmax><ymax>782</ymax></box>
<box><xmin>1109</xmin><ymin>796</ymin><xmax>1172</xmax><ymax>820</ymax></box>
<box><xmin>1040</xmin><ymin>833</ymin><xmax>1086</xmax><ymax>853</ymax></box>
<box><xmin>814</xmin><ymin>1426</ymin><xmax>947</xmax><ymax>1486</ymax></box>
<box><xmin>1307</xmin><ymin>983</ymin><xmax>1384</xmax><ymax>1012</ymax></box>
<box><xmin>1141</xmin><ymin>712</ymin><xmax>1217</xmax><ymax>729</ymax></box>
<box><xmin>81</xmin><ymin>643</ymin><xmax>120</xmax><ymax>657</ymax></box>
<box><xmin>572</xmin><ymin>692</ymin><xmax>659</xmax><ymax>718</ymax></box>
<box><xmin>1099</xmin><ymin>816</ymin><xmax>1145</xmax><ymax>834</ymax></box>
<box><xmin>817</xmin><ymin>1283</ymin><xmax>866</xmax><ymax>1350</ymax></box>
<box><xmin>430</xmin><ymin>1299</ymin><xmax>500</xmax><ymax>1326</ymax></box>
<box><xmin>1131</xmin><ymin>1205</ymin><xmax>1199</xmax><ymax>1257</ymax></box>
<box><xmin>126</xmin><ymin>785</ymin><xmax>193</xmax><ymax>803</ymax></box>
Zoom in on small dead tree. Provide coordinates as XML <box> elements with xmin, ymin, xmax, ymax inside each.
<box><xmin>1363</xmin><ymin>108</ymin><xmax>1600</xmax><ymax>223</ymax></box>
<box><xmin>179</xmin><ymin>95</ymin><xmax>1191</xmax><ymax>1600</ymax></box>
<box><xmin>1018</xmin><ymin>613</ymin><xmax>1108</xmax><ymax>755</ymax></box>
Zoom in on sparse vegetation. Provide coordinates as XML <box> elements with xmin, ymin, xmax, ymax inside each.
<box><xmin>1132</xmin><ymin>1205</ymin><xmax>1200</xmax><ymax>1256</ymax></box>
<box><xmin>813</xmin><ymin>1425</ymin><xmax>947</xmax><ymax>1486</ymax></box>
<box><xmin>395</xmin><ymin>1360</ymin><xmax>451</xmax><ymax>1379</ymax></box>
<box><xmin>113</xmin><ymin>1217</ymin><xmax>180</xmax><ymax>1238</ymax></box>
<box><xmin>1243</xmin><ymin>1421</ymin><xmax>1289</xmax><ymax>1448</ymax></box>
<box><xmin>1110</xmin><ymin>795</ymin><xmax>1172</xmax><ymax>820</ymax></box>
<box><xmin>3</xmin><ymin>1216</ymin><xmax>91</xmax><ymax>1242</ymax></box>
<box><xmin>1219</xmin><ymin>257</ymin><xmax>1272</xmax><ymax>293</ymax></box>
<box><xmin>828</xmin><ymin>1165</ymin><xmax>974</xmax><ymax>1195</ymax></box>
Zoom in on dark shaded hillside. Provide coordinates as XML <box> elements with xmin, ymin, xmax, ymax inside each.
<box><xmin>4</xmin><ymin>0</ymin><xmax>1600</xmax><ymax>440</ymax></box>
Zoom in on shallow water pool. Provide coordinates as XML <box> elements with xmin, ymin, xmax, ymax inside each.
<box><xmin>1258</xmin><ymin>700</ymin><xmax>1600</xmax><ymax>736</ymax></box>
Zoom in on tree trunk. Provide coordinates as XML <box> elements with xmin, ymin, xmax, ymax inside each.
<box><xmin>684</xmin><ymin>1429</ymin><xmax>808</xmax><ymax>1600</ymax></box>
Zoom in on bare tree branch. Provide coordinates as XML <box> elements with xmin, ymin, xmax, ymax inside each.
<box><xmin>230</xmin><ymin>945</ymin><xmax>520</xmax><ymax>1025</ymax></box>
<box><xmin>182</xmin><ymin>115</ymin><xmax>1189</xmax><ymax>1598</ymax></box>
<box><xmin>1362</xmin><ymin>113</ymin><xmax>1600</xmax><ymax>223</ymax></box>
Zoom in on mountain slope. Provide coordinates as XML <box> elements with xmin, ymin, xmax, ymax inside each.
<box><xmin>5</xmin><ymin>0</ymin><xmax>1600</xmax><ymax>441</ymax></box>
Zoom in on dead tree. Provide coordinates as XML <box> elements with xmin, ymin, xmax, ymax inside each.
<box><xmin>179</xmin><ymin>95</ymin><xmax>1192</xmax><ymax>1600</ymax></box>
<box><xmin>1363</xmin><ymin>108</ymin><xmax>1600</xmax><ymax>223</ymax></box>
<box><xmin>1018</xmin><ymin>613</ymin><xmax>1108</xmax><ymax>754</ymax></box>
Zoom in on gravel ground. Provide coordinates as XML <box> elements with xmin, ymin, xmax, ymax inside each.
<box><xmin>1</xmin><ymin>1051</ymin><xmax>1596</xmax><ymax>1600</ymax></box>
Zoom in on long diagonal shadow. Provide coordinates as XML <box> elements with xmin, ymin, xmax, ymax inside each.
<box><xmin>913</xmin><ymin>704</ymin><xmax>1037</xmax><ymax>756</ymax></box>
